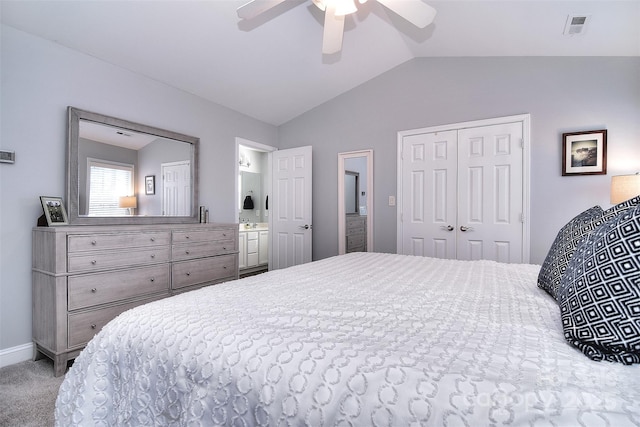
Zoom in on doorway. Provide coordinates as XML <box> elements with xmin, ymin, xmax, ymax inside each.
<box><xmin>235</xmin><ymin>139</ymin><xmax>314</xmax><ymax>271</ymax></box>
<box><xmin>236</xmin><ymin>138</ymin><xmax>275</xmax><ymax>275</ymax></box>
<box><xmin>338</xmin><ymin>150</ymin><xmax>374</xmax><ymax>255</ymax></box>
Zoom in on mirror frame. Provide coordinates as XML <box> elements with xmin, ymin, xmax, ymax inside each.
<box><xmin>338</xmin><ymin>149</ymin><xmax>374</xmax><ymax>254</ymax></box>
<box><xmin>66</xmin><ymin>106</ymin><xmax>200</xmax><ymax>225</ymax></box>
<box><xmin>344</xmin><ymin>171</ymin><xmax>359</xmax><ymax>215</ymax></box>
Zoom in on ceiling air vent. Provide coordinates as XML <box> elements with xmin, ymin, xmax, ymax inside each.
<box><xmin>563</xmin><ymin>15</ymin><xmax>590</xmax><ymax>36</ymax></box>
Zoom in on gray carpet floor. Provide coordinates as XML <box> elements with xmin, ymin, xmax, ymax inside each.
<box><xmin>0</xmin><ymin>358</ymin><xmax>64</xmax><ymax>427</ymax></box>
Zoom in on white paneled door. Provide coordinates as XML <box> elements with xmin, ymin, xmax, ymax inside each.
<box><xmin>398</xmin><ymin>115</ymin><xmax>529</xmax><ymax>263</ymax></box>
<box><xmin>162</xmin><ymin>160</ymin><xmax>191</xmax><ymax>216</ymax></box>
<box><xmin>271</xmin><ymin>146</ymin><xmax>313</xmax><ymax>270</ymax></box>
<box><xmin>400</xmin><ymin>130</ymin><xmax>458</xmax><ymax>259</ymax></box>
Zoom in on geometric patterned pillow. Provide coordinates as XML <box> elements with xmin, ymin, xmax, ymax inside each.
<box><xmin>600</xmin><ymin>194</ymin><xmax>640</xmax><ymax>223</ymax></box>
<box><xmin>537</xmin><ymin>206</ymin><xmax>603</xmax><ymax>300</ymax></box>
<box><xmin>538</xmin><ymin>195</ymin><xmax>640</xmax><ymax>302</ymax></box>
<box><xmin>558</xmin><ymin>203</ymin><xmax>640</xmax><ymax>364</ymax></box>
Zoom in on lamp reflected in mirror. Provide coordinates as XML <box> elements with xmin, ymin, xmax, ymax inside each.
<box><xmin>118</xmin><ymin>195</ymin><xmax>137</xmax><ymax>215</ymax></box>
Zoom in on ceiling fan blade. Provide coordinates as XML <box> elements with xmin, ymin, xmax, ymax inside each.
<box><xmin>376</xmin><ymin>0</ymin><xmax>437</xmax><ymax>28</ymax></box>
<box><xmin>237</xmin><ymin>0</ymin><xmax>287</xmax><ymax>20</ymax></box>
<box><xmin>322</xmin><ymin>4</ymin><xmax>345</xmax><ymax>54</ymax></box>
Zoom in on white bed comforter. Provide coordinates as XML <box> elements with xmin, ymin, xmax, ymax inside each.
<box><xmin>55</xmin><ymin>252</ymin><xmax>640</xmax><ymax>426</ymax></box>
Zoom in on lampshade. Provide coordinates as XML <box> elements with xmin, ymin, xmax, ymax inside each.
<box><xmin>118</xmin><ymin>196</ymin><xmax>137</xmax><ymax>209</ymax></box>
<box><xmin>610</xmin><ymin>173</ymin><xmax>640</xmax><ymax>204</ymax></box>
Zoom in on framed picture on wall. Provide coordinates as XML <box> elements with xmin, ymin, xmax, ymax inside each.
<box><xmin>39</xmin><ymin>196</ymin><xmax>69</xmax><ymax>226</ymax></box>
<box><xmin>562</xmin><ymin>129</ymin><xmax>607</xmax><ymax>176</ymax></box>
<box><xmin>145</xmin><ymin>175</ymin><xmax>155</xmax><ymax>195</ymax></box>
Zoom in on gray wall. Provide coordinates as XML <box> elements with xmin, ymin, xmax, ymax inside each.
<box><xmin>0</xmin><ymin>25</ymin><xmax>278</xmax><ymax>354</ymax></box>
<box><xmin>279</xmin><ymin>57</ymin><xmax>640</xmax><ymax>264</ymax></box>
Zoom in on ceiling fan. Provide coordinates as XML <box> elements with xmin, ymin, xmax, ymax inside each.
<box><xmin>237</xmin><ymin>0</ymin><xmax>437</xmax><ymax>54</ymax></box>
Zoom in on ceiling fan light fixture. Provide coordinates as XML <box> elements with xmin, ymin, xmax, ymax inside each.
<box><xmin>313</xmin><ymin>0</ymin><xmax>359</xmax><ymax>16</ymax></box>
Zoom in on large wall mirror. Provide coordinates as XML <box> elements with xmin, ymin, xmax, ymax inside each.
<box><xmin>338</xmin><ymin>149</ymin><xmax>373</xmax><ymax>254</ymax></box>
<box><xmin>66</xmin><ymin>107</ymin><xmax>199</xmax><ymax>225</ymax></box>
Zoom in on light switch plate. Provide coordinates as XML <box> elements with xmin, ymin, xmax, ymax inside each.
<box><xmin>0</xmin><ymin>150</ymin><xmax>15</xmax><ymax>164</ymax></box>
<box><xmin>388</xmin><ymin>196</ymin><xmax>396</xmax><ymax>206</ymax></box>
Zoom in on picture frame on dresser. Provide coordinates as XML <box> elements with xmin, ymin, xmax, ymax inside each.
<box><xmin>39</xmin><ymin>196</ymin><xmax>68</xmax><ymax>226</ymax></box>
<box><xmin>562</xmin><ymin>129</ymin><xmax>607</xmax><ymax>176</ymax></box>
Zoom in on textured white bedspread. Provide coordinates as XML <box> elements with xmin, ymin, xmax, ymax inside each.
<box><xmin>56</xmin><ymin>252</ymin><xmax>640</xmax><ymax>426</ymax></box>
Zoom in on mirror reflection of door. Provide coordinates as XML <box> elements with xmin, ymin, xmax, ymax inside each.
<box><xmin>162</xmin><ymin>160</ymin><xmax>191</xmax><ymax>216</ymax></box>
<box><xmin>338</xmin><ymin>150</ymin><xmax>373</xmax><ymax>255</ymax></box>
<box><xmin>344</xmin><ymin>171</ymin><xmax>359</xmax><ymax>215</ymax></box>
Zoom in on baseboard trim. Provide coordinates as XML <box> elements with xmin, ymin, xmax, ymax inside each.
<box><xmin>0</xmin><ymin>343</ymin><xmax>33</xmax><ymax>368</ymax></box>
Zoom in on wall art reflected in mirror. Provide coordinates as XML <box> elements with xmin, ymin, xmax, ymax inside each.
<box><xmin>67</xmin><ymin>107</ymin><xmax>200</xmax><ymax>225</ymax></box>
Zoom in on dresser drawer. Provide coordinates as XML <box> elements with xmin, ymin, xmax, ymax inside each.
<box><xmin>172</xmin><ymin>240</ymin><xmax>236</xmax><ymax>261</ymax></box>
<box><xmin>68</xmin><ymin>246</ymin><xmax>170</xmax><ymax>273</ymax></box>
<box><xmin>347</xmin><ymin>235</ymin><xmax>366</xmax><ymax>247</ymax></box>
<box><xmin>68</xmin><ymin>265</ymin><xmax>170</xmax><ymax>311</ymax></box>
<box><xmin>173</xmin><ymin>229</ymin><xmax>235</xmax><ymax>244</ymax></box>
<box><xmin>67</xmin><ymin>296</ymin><xmax>164</xmax><ymax>348</ymax></box>
<box><xmin>172</xmin><ymin>254</ymin><xmax>237</xmax><ymax>289</ymax></box>
<box><xmin>346</xmin><ymin>217</ymin><xmax>365</xmax><ymax>226</ymax></box>
<box><xmin>68</xmin><ymin>232</ymin><xmax>170</xmax><ymax>253</ymax></box>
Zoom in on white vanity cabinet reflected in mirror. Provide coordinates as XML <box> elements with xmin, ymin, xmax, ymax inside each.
<box><xmin>338</xmin><ymin>150</ymin><xmax>373</xmax><ymax>255</ymax></box>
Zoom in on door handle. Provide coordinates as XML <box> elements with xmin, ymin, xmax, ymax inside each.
<box><xmin>460</xmin><ymin>226</ymin><xmax>473</xmax><ymax>232</ymax></box>
<box><xmin>299</xmin><ymin>224</ymin><xmax>311</xmax><ymax>230</ymax></box>
<box><xmin>441</xmin><ymin>225</ymin><xmax>454</xmax><ymax>231</ymax></box>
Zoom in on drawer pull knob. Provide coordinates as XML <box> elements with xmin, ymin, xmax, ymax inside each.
<box><xmin>185</xmin><ymin>236</ymin><xmax>190</xmax><ymax>239</ymax></box>
<box><xmin>91</xmin><ymin>260</ymin><xmax>97</xmax><ymax>265</ymax></box>
<box><xmin>91</xmin><ymin>240</ymin><xmax>97</xmax><ymax>245</ymax></box>
<box><xmin>185</xmin><ymin>251</ymin><xmax>190</xmax><ymax>255</ymax></box>
<box><xmin>150</xmin><ymin>254</ymin><xmax>155</xmax><ymax>259</ymax></box>
<box><xmin>91</xmin><ymin>288</ymin><xmax>97</xmax><ymax>293</ymax></box>
<box><xmin>150</xmin><ymin>237</ymin><xmax>155</xmax><ymax>242</ymax></box>
<box><xmin>186</xmin><ymin>272</ymin><xmax>191</xmax><ymax>276</ymax></box>
<box><xmin>90</xmin><ymin>324</ymin><xmax>97</xmax><ymax>329</ymax></box>
<box><xmin>223</xmin><ymin>247</ymin><xmax>227</xmax><ymax>251</ymax></box>
<box><xmin>150</xmin><ymin>278</ymin><xmax>155</xmax><ymax>282</ymax></box>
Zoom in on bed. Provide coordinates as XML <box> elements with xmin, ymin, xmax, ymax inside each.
<box><xmin>55</xmin><ymin>245</ymin><xmax>640</xmax><ymax>426</ymax></box>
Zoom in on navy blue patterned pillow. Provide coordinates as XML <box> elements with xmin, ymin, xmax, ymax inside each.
<box><xmin>559</xmin><ymin>203</ymin><xmax>640</xmax><ymax>364</ymax></box>
<box><xmin>538</xmin><ymin>195</ymin><xmax>640</xmax><ymax>301</ymax></box>
<box><xmin>537</xmin><ymin>206</ymin><xmax>603</xmax><ymax>300</ymax></box>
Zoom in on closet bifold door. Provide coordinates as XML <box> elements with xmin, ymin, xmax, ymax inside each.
<box><xmin>399</xmin><ymin>130</ymin><xmax>457</xmax><ymax>259</ymax></box>
<box><xmin>397</xmin><ymin>115</ymin><xmax>528</xmax><ymax>264</ymax></box>
<box><xmin>456</xmin><ymin>122</ymin><xmax>524</xmax><ymax>263</ymax></box>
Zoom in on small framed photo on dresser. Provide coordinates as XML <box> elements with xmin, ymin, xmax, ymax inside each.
<box><xmin>39</xmin><ymin>196</ymin><xmax>69</xmax><ymax>226</ymax></box>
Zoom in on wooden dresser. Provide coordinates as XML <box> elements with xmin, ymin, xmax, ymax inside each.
<box><xmin>345</xmin><ymin>215</ymin><xmax>367</xmax><ymax>253</ymax></box>
<box><xmin>32</xmin><ymin>223</ymin><xmax>238</xmax><ymax>376</ymax></box>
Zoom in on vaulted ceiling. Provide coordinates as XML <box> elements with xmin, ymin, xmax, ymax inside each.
<box><xmin>2</xmin><ymin>1</ymin><xmax>638</xmax><ymax>125</ymax></box>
